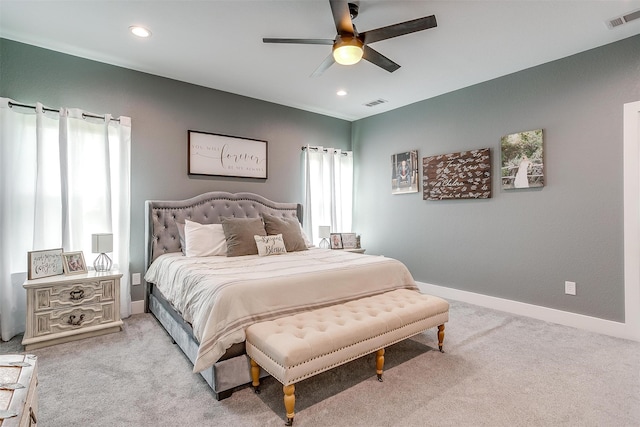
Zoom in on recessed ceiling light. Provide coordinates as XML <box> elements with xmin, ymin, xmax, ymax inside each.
<box><xmin>337</xmin><ymin>90</ymin><xmax>348</xmax><ymax>97</ymax></box>
<box><xmin>129</xmin><ymin>26</ymin><xmax>152</xmax><ymax>38</ymax></box>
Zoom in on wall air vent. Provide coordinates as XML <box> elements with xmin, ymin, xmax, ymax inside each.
<box><xmin>364</xmin><ymin>98</ymin><xmax>388</xmax><ymax>107</ymax></box>
<box><xmin>606</xmin><ymin>9</ymin><xmax>640</xmax><ymax>29</ymax></box>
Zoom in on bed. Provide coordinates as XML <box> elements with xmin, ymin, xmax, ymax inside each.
<box><xmin>144</xmin><ymin>191</ymin><xmax>419</xmax><ymax>400</ymax></box>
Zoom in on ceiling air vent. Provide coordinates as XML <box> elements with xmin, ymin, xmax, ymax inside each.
<box><xmin>364</xmin><ymin>98</ymin><xmax>388</xmax><ymax>107</ymax></box>
<box><xmin>606</xmin><ymin>9</ymin><xmax>640</xmax><ymax>29</ymax></box>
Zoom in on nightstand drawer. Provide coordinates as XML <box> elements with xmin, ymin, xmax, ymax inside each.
<box><xmin>33</xmin><ymin>302</ymin><xmax>116</xmax><ymax>337</ymax></box>
<box><xmin>34</xmin><ymin>279</ymin><xmax>115</xmax><ymax>313</ymax></box>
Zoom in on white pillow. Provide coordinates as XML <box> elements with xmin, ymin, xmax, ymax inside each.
<box><xmin>184</xmin><ymin>220</ymin><xmax>227</xmax><ymax>257</ymax></box>
<box><xmin>253</xmin><ymin>234</ymin><xmax>287</xmax><ymax>257</ymax></box>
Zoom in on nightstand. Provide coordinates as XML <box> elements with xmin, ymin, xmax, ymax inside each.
<box><xmin>343</xmin><ymin>248</ymin><xmax>366</xmax><ymax>254</ymax></box>
<box><xmin>22</xmin><ymin>271</ymin><xmax>123</xmax><ymax>351</ymax></box>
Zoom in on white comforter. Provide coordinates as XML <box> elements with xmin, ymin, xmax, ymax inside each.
<box><xmin>144</xmin><ymin>249</ymin><xmax>418</xmax><ymax>372</ymax></box>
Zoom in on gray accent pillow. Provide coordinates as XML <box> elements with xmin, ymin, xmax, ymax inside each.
<box><xmin>176</xmin><ymin>222</ymin><xmax>186</xmax><ymax>254</ymax></box>
<box><xmin>262</xmin><ymin>213</ymin><xmax>308</xmax><ymax>252</ymax></box>
<box><xmin>221</xmin><ymin>217</ymin><xmax>266</xmax><ymax>257</ymax></box>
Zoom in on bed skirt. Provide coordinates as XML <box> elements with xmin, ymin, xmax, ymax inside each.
<box><xmin>148</xmin><ymin>291</ymin><xmax>268</xmax><ymax>399</ymax></box>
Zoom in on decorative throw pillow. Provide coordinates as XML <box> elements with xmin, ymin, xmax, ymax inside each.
<box><xmin>176</xmin><ymin>222</ymin><xmax>186</xmax><ymax>254</ymax></box>
<box><xmin>221</xmin><ymin>217</ymin><xmax>266</xmax><ymax>257</ymax></box>
<box><xmin>254</xmin><ymin>234</ymin><xmax>287</xmax><ymax>257</ymax></box>
<box><xmin>299</xmin><ymin>223</ymin><xmax>314</xmax><ymax>248</ymax></box>
<box><xmin>262</xmin><ymin>213</ymin><xmax>308</xmax><ymax>252</ymax></box>
<box><xmin>184</xmin><ymin>220</ymin><xmax>227</xmax><ymax>257</ymax></box>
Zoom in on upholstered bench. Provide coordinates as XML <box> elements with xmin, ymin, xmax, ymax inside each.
<box><xmin>245</xmin><ymin>288</ymin><xmax>449</xmax><ymax>425</ymax></box>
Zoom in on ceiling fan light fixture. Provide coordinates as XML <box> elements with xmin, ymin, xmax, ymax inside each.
<box><xmin>332</xmin><ymin>36</ymin><xmax>364</xmax><ymax>65</ymax></box>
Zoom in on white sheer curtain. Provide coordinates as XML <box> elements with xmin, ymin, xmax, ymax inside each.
<box><xmin>0</xmin><ymin>98</ymin><xmax>131</xmax><ymax>342</ymax></box>
<box><xmin>302</xmin><ymin>145</ymin><xmax>353</xmax><ymax>244</ymax></box>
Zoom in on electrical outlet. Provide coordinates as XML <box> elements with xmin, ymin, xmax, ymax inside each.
<box><xmin>565</xmin><ymin>281</ymin><xmax>576</xmax><ymax>295</ymax></box>
<box><xmin>132</xmin><ymin>273</ymin><xmax>141</xmax><ymax>286</ymax></box>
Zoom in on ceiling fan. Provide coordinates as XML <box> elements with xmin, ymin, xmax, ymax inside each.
<box><xmin>263</xmin><ymin>0</ymin><xmax>437</xmax><ymax>77</ymax></box>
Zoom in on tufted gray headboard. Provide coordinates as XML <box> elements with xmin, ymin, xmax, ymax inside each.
<box><xmin>145</xmin><ymin>192</ymin><xmax>303</xmax><ymax>267</ymax></box>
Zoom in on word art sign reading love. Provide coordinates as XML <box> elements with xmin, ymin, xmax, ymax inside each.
<box><xmin>189</xmin><ymin>131</ymin><xmax>268</xmax><ymax>179</ymax></box>
<box><xmin>422</xmin><ymin>148</ymin><xmax>492</xmax><ymax>200</ymax></box>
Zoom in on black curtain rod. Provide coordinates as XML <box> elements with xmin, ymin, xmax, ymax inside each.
<box><xmin>301</xmin><ymin>146</ymin><xmax>350</xmax><ymax>156</ymax></box>
<box><xmin>8</xmin><ymin>101</ymin><xmax>120</xmax><ymax>122</ymax></box>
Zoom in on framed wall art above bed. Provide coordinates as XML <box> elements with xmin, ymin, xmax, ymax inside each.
<box><xmin>188</xmin><ymin>130</ymin><xmax>268</xmax><ymax>179</ymax></box>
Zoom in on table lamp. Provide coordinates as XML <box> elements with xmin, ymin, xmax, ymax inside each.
<box><xmin>92</xmin><ymin>233</ymin><xmax>113</xmax><ymax>271</ymax></box>
<box><xmin>318</xmin><ymin>226</ymin><xmax>331</xmax><ymax>249</ymax></box>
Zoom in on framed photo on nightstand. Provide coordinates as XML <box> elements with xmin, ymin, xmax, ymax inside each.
<box><xmin>62</xmin><ymin>251</ymin><xmax>87</xmax><ymax>275</ymax></box>
<box><xmin>340</xmin><ymin>233</ymin><xmax>357</xmax><ymax>249</ymax></box>
<box><xmin>330</xmin><ymin>233</ymin><xmax>343</xmax><ymax>249</ymax></box>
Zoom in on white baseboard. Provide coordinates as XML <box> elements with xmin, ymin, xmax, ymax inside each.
<box><xmin>416</xmin><ymin>281</ymin><xmax>640</xmax><ymax>342</ymax></box>
<box><xmin>131</xmin><ymin>300</ymin><xmax>145</xmax><ymax>315</ymax></box>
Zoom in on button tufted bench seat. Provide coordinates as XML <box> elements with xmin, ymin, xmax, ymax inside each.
<box><xmin>245</xmin><ymin>288</ymin><xmax>449</xmax><ymax>425</ymax></box>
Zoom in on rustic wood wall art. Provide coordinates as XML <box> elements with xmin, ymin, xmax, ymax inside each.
<box><xmin>422</xmin><ymin>148</ymin><xmax>491</xmax><ymax>200</ymax></box>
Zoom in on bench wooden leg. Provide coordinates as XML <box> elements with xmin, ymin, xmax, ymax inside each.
<box><xmin>376</xmin><ymin>348</ymin><xmax>385</xmax><ymax>382</ymax></box>
<box><xmin>283</xmin><ymin>384</ymin><xmax>295</xmax><ymax>426</ymax></box>
<box><xmin>438</xmin><ymin>324</ymin><xmax>445</xmax><ymax>353</ymax></box>
<box><xmin>250</xmin><ymin>358</ymin><xmax>261</xmax><ymax>394</ymax></box>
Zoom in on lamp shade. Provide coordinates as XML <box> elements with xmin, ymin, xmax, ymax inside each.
<box><xmin>92</xmin><ymin>233</ymin><xmax>113</xmax><ymax>253</ymax></box>
<box><xmin>318</xmin><ymin>226</ymin><xmax>331</xmax><ymax>239</ymax></box>
<box><xmin>332</xmin><ymin>35</ymin><xmax>364</xmax><ymax>65</ymax></box>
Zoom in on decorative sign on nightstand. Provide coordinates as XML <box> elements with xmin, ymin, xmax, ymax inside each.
<box><xmin>27</xmin><ymin>248</ymin><xmax>63</xmax><ymax>280</ymax></box>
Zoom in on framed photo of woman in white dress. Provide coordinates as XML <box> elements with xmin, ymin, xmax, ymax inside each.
<box><xmin>500</xmin><ymin>129</ymin><xmax>544</xmax><ymax>190</ymax></box>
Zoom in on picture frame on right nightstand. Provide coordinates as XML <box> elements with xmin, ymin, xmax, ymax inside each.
<box><xmin>340</xmin><ymin>233</ymin><xmax>357</xmax><ymax>249</ymax></box>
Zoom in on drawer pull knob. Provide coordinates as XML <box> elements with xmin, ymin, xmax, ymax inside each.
<box><xmin>67</xmin><ymin>314</ymin><xmax>85</xmax><ymax>326</ymax></box>
<box><xmin>69</xmin><ymin>289</ymin><xmax>85</xmax><ymax>300</ymax></box>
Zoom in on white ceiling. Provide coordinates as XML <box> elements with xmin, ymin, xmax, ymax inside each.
<box><xmin>1</xmin><ymin>1</ymin><xmax>639</xmax><ymax>121</ymax></box>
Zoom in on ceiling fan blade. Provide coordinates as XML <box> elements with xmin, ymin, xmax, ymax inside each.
<box><xmin>329</xmin><ymin>0</ymin><xmax>353</xmax><ymax>35</ymax></box>
<box><xmin>360</xmin><ymin>15</ymin><xmax>437</xmax><ymax>44</ymax></box>
<box><xmin>362</xmin><ymin>45</ymin><xmax>400</xmax><ymax>73</ymax></box>
<box><xmin>263</xmin><ymin>38</ymin><xmax>334</xmax><ymax>45</ymax></box>
<box><xmin>311</xmin><ymin>54</ymin><xmax>336</xmax><ymax>77</ymax></box>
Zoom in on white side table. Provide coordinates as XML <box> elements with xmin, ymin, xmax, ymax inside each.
<box><xmin>22</xmin><ymin>271</ymin><xmax>123</xmax><ymax>351</ymax></box>
<box><xmin>343</xmin><ymin>248</ymin><xmax>366</xmax><ymax>254</ymax></box>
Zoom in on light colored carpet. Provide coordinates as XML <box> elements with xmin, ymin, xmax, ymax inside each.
<box><xmin>1</xmin><ymin>300</ymin><xmax>639</xmax><ymax>426</ymax></box>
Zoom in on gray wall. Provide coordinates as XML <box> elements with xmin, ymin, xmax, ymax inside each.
<box><xmin>0</xmin><ymin>39</ymin><xmax>352</xmax><ymax>301</ymax></box>
<box><xmin>352</xmin><ymin>35</ymin><xmax>640</xmax><ymax>322</ymax></box>
<box><xmin>3</xmin><ymin>35</ymin><xmax>639</xmax><ymax>320</ymax></box>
